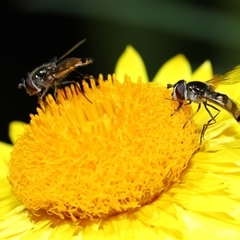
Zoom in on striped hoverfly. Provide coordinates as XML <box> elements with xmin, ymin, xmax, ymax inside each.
<box><xmin>167</xmin><ymin>65</ymin><xmax>240</xmax><ymax>143</ymax></box>
<box><xmin>19</xmin><ymin>39</ymin><xmax>93</xmax><ymax>102</ymax></box>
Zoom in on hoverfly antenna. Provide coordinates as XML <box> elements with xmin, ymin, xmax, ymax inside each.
<box><xmin>18</xmin><ymin>80</ymin><xmax>25</xmax><ymax>89</ymax></box>
<box><xmin>58</xmin><ymin>39</ymin><xmax>87</xmax><ymax>62</ymax></box>
<box><xmin>167</xmin><ymin>83</ymin><xmax>174</xmax><ymax>89</ymax></box>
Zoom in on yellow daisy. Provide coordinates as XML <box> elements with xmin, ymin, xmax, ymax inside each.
<box><xmin>1</xmin><ymin>45</ymin><xmax>240</xmax><ymax>239</ymax></box>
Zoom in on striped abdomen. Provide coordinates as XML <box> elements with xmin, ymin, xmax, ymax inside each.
<box><xmin>207</xmin><ymin>91</ymin><xmax>240</xmax><ymax>122</ymax></box>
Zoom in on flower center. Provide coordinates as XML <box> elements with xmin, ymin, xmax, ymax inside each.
<box><xmin>8</xmin><ymin>75</ymin><xmax>199</xmax><ymax>221</ymax></box>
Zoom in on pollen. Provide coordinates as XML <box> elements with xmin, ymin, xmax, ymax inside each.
<box><xmin>8</xmin><ymin>75</ymin><xmax>199</xmax><ymax>221</ymax></box>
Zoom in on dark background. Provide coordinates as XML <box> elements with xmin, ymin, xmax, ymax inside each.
<box><xmin>1</xmin><ymin>1</ymin><xmax>240</xmax><ymax>143</ymax></box>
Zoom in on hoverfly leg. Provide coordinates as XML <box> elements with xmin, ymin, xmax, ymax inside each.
<box><xmin>183</xmin><ymin>103</ymin><xmax>201</xmax><ymax>129</ymax></box>
<box><xmin>184</xmin><ymin>100</ymin><xmax>192</xmax><ymax>106</ymax></box>
<box><xmin>38</xmin><ymin>88</ymin><xmax>49</xmax><ymax>103</ymax></box>
<box><xmin>72</xmin><ymin>69</ymin><xmax>97</xmax><ymax>88</ymax></box>
<box><xmin>53</xmin><ymin>85</ymin><xmax>60</xmax><ymax>104</ymax></box>
<box><xmin>74</xmin><ymin>82</ymin><xmax>92</xmax><ymax>104</ymax></box>
<box><xmin>37</xmin><ymin>93</ymin><xmax>42</xmax><ymax>103</ymax></box>
<box><xmin>64</xmin><ymin>68</ymin><xmax>94</xmax><ymax>104</ymax></box>
<box><xmin>171</xmin><ymin>101</ymin><xmax>184</xmax><ymax>116</ymax></box>
<box><xmin>200</xmin><ymin>102</ymin><xmax>220</xmax><ymax>143</ymax></box>
<box><xmin>58</xmin><ymin>80</ymin><xmax>92</xmax><ymax>104</ymax></box>
<box><xmin>165</xmin><ymin>97</ymin><xmax>173</xmax><ymax>101</ymax></box>
<box><xmin>73</xmin><ymin>69</ymin><xmax>86</xmax><ymax>79</ymax></box>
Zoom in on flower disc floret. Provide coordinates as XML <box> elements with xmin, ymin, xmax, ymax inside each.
<box><xmin>8</xmin><ymin>75</ymin><xmax>199</xmax><ymax>221</ymax></box>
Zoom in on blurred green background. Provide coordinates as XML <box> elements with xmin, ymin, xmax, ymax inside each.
<box><xmin>1</xmin><ymin>0</ymin><xmax>240</xmax><ymax>143</ymax></box>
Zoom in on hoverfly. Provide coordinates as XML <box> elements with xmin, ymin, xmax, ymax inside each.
<box><xmin>19</xmin><ymin>39</ymin><xmax>93</xmax><ymax>102</ymax></box>
<box><xmin>167</xmin><ymin>65</ymin><xmax>240</xmax><ymax>143</ymax></box>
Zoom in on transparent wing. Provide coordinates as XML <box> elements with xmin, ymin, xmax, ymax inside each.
<box><xmin>58</xmin><ymin>39</ymin><xmax>86</xmax><ymax>62</ymax></box>
<box><xmin>207</xmin><ymin>65</ymin><xmax>240</xmax><ymax>87</ymax></box>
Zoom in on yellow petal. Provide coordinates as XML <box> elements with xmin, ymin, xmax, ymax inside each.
<box><xmin>153</xmin><ymin>54</ymin><xmax>191</xmax><ymax>85</ymax></box>
<box><xmin>0</xmin><ymin>141</ymin><xmax>20</xmax><ymax>217</ymax></box>
<box><xmin>203</xmin><ymin>120</ymin><xmax>240</xmax><ymax>151</ymax></box>
<box><xmin>9</xmin><ymin>121</ymin><xmax>25</xmax><ymax>144</ymax></box>
<box><xmin>0</xmin><ymin>141</ymin><xmax>12</xmax><ymax>167</ymax></box>
<box><xmin>2</xmin><ymin>50</ymin><xmax>240</xmax><ymax>239</ymax></box>
<box><xmin>114</xmin><ymin>45</ymin><xmax>149</xmax><ymax>83</ymax></box>
<box><xmin>176</xmin><ymin>206</ymin><xmax>240</xmax><ymax>239</ymax></box>
<box><xmin>191</xmin><ymin>60</ymin><xmax>213</xmax><ymax>81</ymax></box>
<box><xmin>0</xmin><ymin>207</ymin><xmax>35</xmax><ymax>239</ymax></box>
<box><xmin>214</xmin><ymin>82</ymin><xmax>240</xmax><ymax>103</ymax></box>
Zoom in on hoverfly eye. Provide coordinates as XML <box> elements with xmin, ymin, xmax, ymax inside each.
<box><xmin>173</xmin><ymin>80</ymin><xmax>187</xmax><ymax>101</ymax></box>
<box><xmin>23</xmin><ymin>76</ymin><xmax>41</xmax><ymax>95</ymax></box>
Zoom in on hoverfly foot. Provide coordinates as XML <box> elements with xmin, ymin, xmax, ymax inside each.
<box><xmin>54</xmin><ymin>95</ymin><xmax>60</xmax><ymax>104</ymax></box>
<box><xmin>74</xmin><ymin>83</ymin><xmax>92</xmax><ymax>104</ymax></box>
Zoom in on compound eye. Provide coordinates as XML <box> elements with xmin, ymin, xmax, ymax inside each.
<box><xmin>24</xmin><ymin>76</ymin><xmax>41</xmax><ymax>95</ymax></box>
<box><xmin>173</xmin><ymin>80</ymin><xmax>187</xmax><ymax>101</ymax></box>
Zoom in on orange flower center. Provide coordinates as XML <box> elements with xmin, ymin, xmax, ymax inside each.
<box><xmin>8</xmin><ymin>75</ymin><xmax>199</xmax><ymax>221</ymax></box>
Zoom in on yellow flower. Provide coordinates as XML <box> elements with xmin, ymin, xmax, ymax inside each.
<box><xmin>1</xmin><ymin>46</ymin><xmax>240</xmax><ymax>239</ymax></box>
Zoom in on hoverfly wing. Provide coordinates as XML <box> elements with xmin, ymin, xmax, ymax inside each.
<box><xmin>57</xmin><ymin>57</ymin><xmax>93</xmax><ymax>68</ymax></box>
<box><xmin>207</xmin><ymin>65</ymin><xmax>240</xmax><ymax>87</ymax></box>
<box><xmin>51</xmin><ymin>57</ymin><xmax>93</xmax><ymax>80</ymax></box>
<box><xmin>205</xmin><ymin>65</ymin><xmax>240</xmax><ymax>121</ymax></box>
<box><xmin>57</xmin><ymin>39</ymin><xmax>87</xmax><ymax>62</ymax></box>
